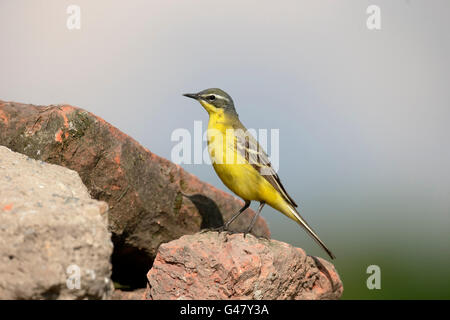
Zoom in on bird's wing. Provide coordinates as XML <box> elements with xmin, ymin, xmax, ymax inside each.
<box><xmin>231</xmin><ymin>124</ymin><xmax>298</xmax><ymax>208</ymax></box>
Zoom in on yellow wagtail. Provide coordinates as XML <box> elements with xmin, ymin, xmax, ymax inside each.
<box><xmin>183</xmin><ymin>88</ymin><xmax>335</xmax><ymax>259</ymax></box>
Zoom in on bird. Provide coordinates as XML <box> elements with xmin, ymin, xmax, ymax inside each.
<box><xmin>183</xmin><ymin>88</ymin><xmax>335</xmax><ymax>260</ymax></box>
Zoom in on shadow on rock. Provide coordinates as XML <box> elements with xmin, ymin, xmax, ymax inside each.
<box><xmin>183</xmin><ymin>193</ymin><xmax>224</xmax><ymax>229</ymax></box>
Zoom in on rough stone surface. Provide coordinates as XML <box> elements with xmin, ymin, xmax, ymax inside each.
<box><xmin>0</xmin><ymin>100</ymin><xmax>270</xmax><ymax>287</ymax></box>
<box><xmin>111</xmin><ymin>289</ymin><xmax>146</xmax><ymax>300</ymax></box>
<box><xmin>0</xmin><ymin>146</ymin><xmax>113</xmax><ymax>299</ymax></box>
<box><xmin>145</xmin><ymin>232</ymin><xmax>343</xmax><ymax>300</ymax></box>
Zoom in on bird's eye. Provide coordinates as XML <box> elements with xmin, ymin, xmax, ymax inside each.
<box><xmin>207</xmin><ymin>95</ymin><xmax>216</xmax><ymax>101</ymax></box>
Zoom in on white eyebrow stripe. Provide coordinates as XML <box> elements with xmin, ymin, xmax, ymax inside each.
<box><xmin>201</xmin><ymin>94</ymin><xmax>230</xmax><ymax>102</ymax></box>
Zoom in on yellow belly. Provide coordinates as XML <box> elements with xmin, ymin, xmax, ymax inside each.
<box><xmin>212</xmin><ymin>162</ymin><xmax>262</xmax><ymax>200</ymax></box>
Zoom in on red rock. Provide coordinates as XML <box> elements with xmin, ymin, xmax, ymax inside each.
<box><xmin>0</xmin><ymin>100</ymin><xmax>270</xmax><ymax>287</ymax></box>
<box><xmin>145</xmin><ymin>232</ymin><xmax>343</xmax><ymax>300</ymax></box>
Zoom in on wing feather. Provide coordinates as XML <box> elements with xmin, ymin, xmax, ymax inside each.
<box><xmin>231</xmin><ymin>126</ymin><xmax>298</xmax><ymax>208</ymax></box>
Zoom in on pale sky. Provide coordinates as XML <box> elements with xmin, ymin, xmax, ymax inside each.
<box><xmin>1</xmin><ymin>0</ymin><xmax>449</xmax><ymax>259</ymax></box>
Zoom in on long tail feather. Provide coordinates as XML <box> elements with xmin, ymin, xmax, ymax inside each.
<box><xmin>287</xmin><ymin>205</ymin><xmax>336</xmax><ymax>260</ymax></box>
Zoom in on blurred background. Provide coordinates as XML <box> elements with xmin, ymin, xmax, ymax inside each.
<box><xmin>1</xmin><ymin>0</ymin><xmax>449</xmax><ymax>299</ymax></box>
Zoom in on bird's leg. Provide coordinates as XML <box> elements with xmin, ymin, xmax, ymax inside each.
<box><xmin>210</xmin><ymin>200</ymin><xmax>251</xmax><ymax>233</ymax></box>
<box><xmin>244</xmin><ymin>202</ymin><xmax>265</xmax><ymax>238</ymax></box>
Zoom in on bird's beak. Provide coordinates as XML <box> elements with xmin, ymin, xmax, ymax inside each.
<box><xmin>183</xmin><ymin>93</ymin><xmax>199</xmax><ymax>100</ymax></box>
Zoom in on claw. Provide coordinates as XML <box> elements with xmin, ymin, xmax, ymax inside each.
<box><xmin>200</xmin><ymin>225</ymin><xmax>227</xmax><ymax>234</ymax></box>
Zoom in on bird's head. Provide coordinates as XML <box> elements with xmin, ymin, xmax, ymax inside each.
<box><xmin>183</xmin><ymin>88</ymin><xmax>237</xmax><ymax>115</ymax></box>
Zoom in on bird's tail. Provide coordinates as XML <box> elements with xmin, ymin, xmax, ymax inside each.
<box><xmin>282</xmin><ymin>203</ymin><xmax>336</xmax><ymax>260</ymax></box>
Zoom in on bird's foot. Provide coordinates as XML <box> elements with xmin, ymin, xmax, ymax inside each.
<box><xmin>243</xmin><ymin>230</ymin><xmax>270</xmax><ymax>240</ymax></box>
<box><xmin>243</xmin><ymin>227</ymin><xmax>253</xmax><ymax>239</ymax></box>
<box><xmin>200</xmin><ymin>225</ymin><xmax>229</xmax><ymax>234</ymax></box>
<box><xmin>254</xmin><ymin>233</ymin><xmax>270</xmax><ymax>240</ymax></box>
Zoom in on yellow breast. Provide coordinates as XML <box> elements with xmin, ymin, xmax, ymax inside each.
<box><xmin>206</xmin><ymin>111</ymin><xmax>280</xmax><ymax>204</ymax></box>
